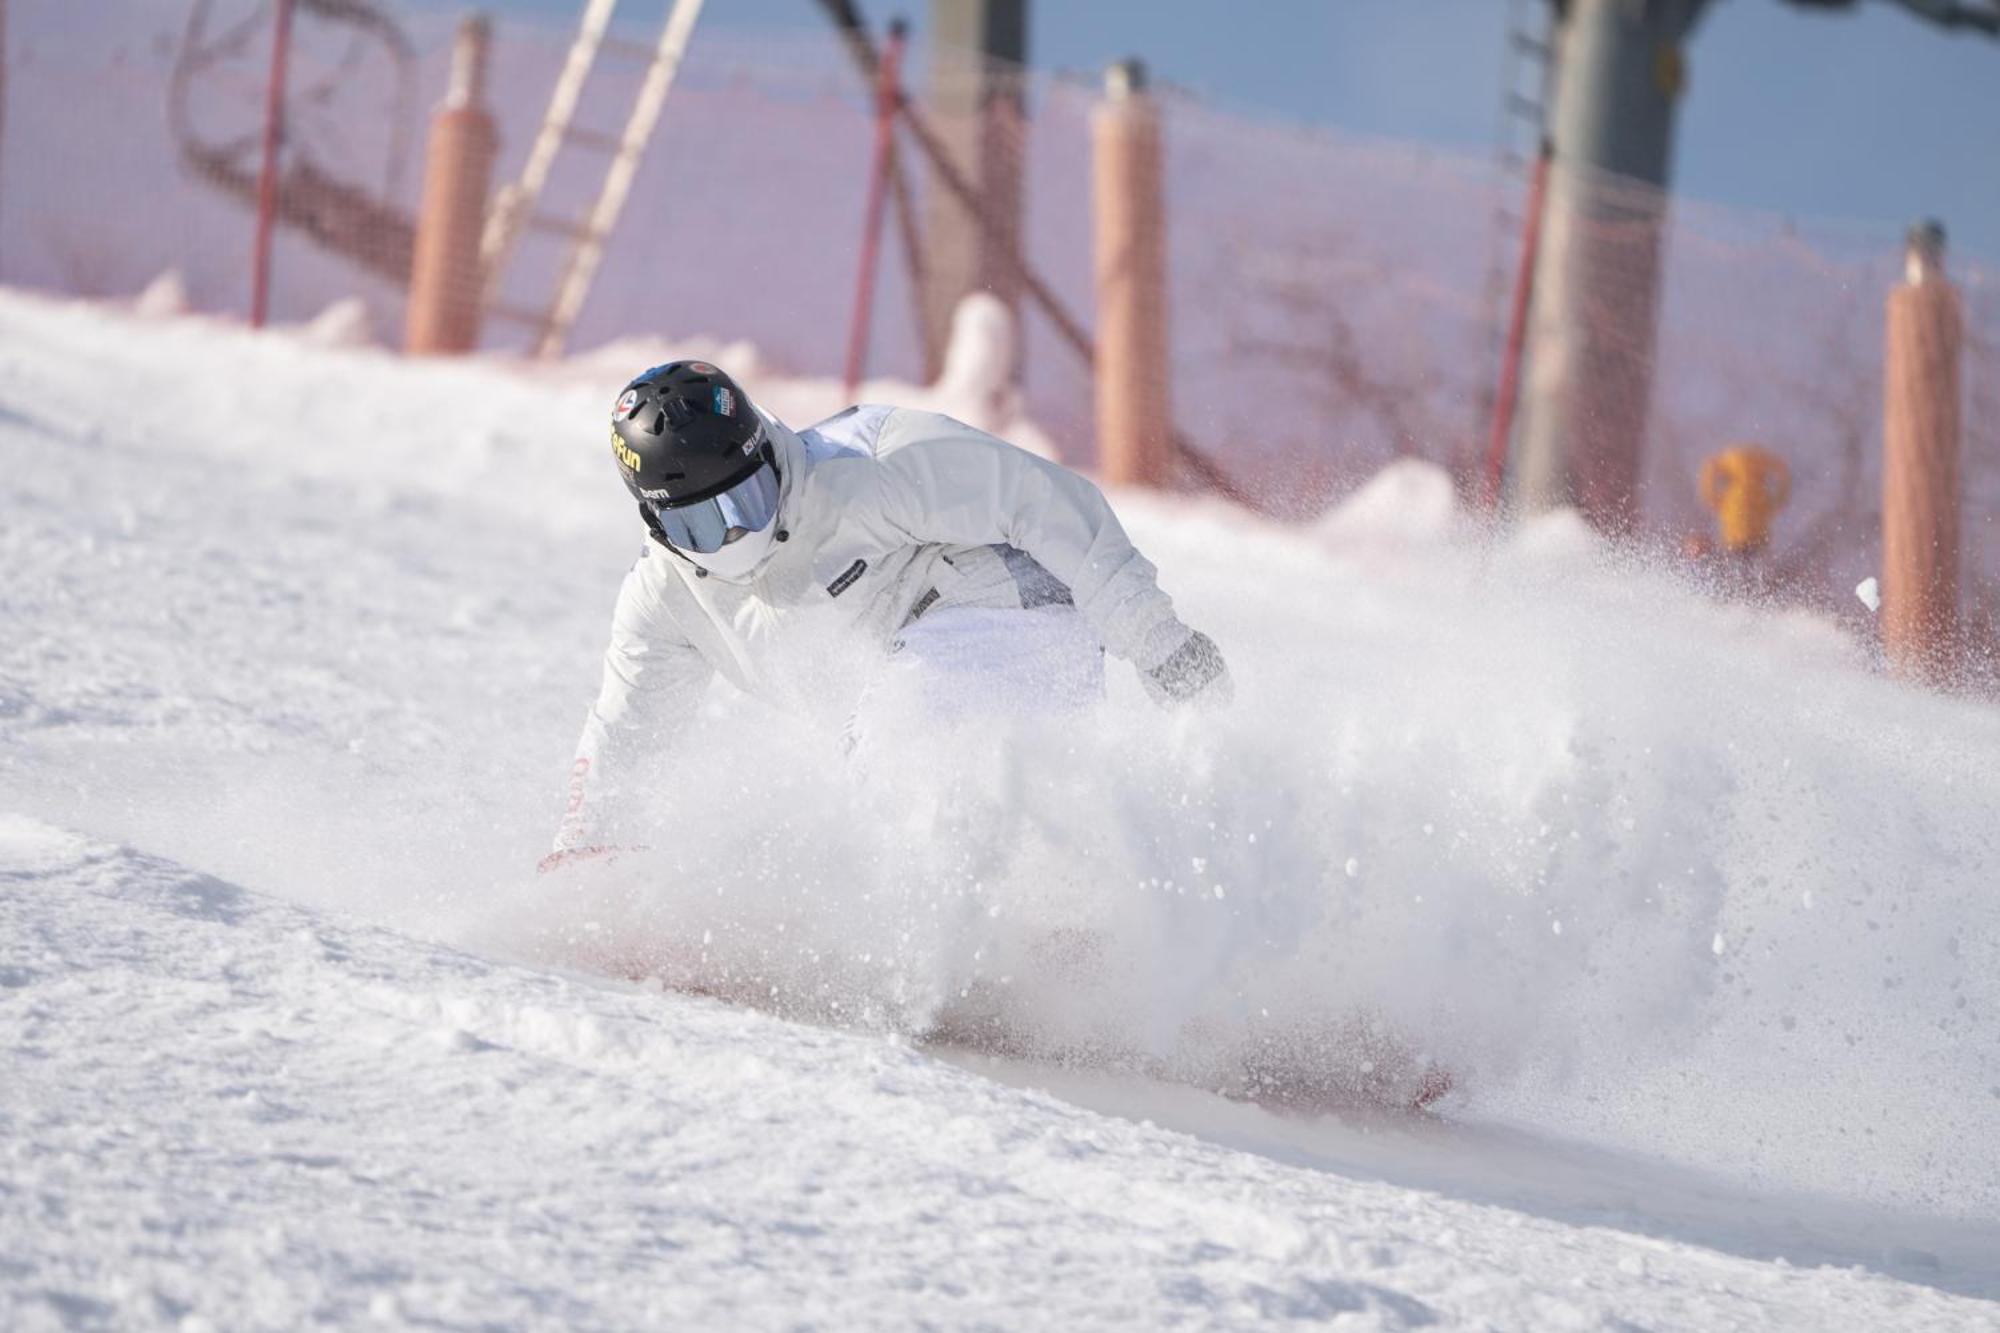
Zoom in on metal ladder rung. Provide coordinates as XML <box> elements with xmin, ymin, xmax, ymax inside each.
<box><xmin>481</xmin><ymin>0</ymin><xmax>707</xmax><ymax>359</ymax></box>
<box><xmin>562</xmin><ymin>124</ymin><xmax>625</xmax><ymax>153</ymax></box>
<box><xmin>488</xmin><ymin>302</ymin><xmax>553</xmax><ymax>329</ymax></box>
<box><xmin>525</xmin><ymin>212</ymin><xmax>601</xmax><ymax>241</ymax></box>
<box><xmin>599</xmin><ymin>34</ymin><xmax>660</xmax><ymax>62</ymax></box>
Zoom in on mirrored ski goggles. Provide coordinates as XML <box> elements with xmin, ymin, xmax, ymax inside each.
<box><xmin>647</xmin><ymin>460</ymin><xmax>781</xmax><ymax>554</ymax></box>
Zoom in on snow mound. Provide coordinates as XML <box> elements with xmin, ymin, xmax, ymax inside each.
<box><xmin>131</xmin><ymin>268</ymin><xmax>189</xmax><ymax>318</ymax></box>
<box><xmin>297</xmin><ymin>296</ymin><xmax>376</xmax><ymax>348</ymax></box>
<box><xmin>1316</xmin><ymin>457</ymin><xmax>1462</xmax><ymax>546</ymax></box>
<box><xmin>1511</xmin><ymin>504</ymin><xmax>1605</xmax><ymax>561</ymax></box>
<box><xmin>928</xmin><ymin>292</ymin><xmax>1035</xmax><ymax>443</ymax></box>
<box><xmin>0</xmin><ymin>812</ymin><xmax>94</xmax><ymax>872</ymax></box>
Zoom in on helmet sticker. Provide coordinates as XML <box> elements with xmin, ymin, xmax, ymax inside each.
<box><xmin>713</xmin><ymin>386</ymin><xmax>736</xmax><ymax>417</ymax></box>
<box><xmin>688</xmin><ymin>361</ymin><xmax>717</xmax><ymax>375</ymax></box>
<box><xmin>611</xmin><ymin>428</ymin><xmax>642</xmax><ymax>473</ymax></box>
<box><xmin>616</xmin><ymin>388</ymin><xmax>640</xmax><ymax>417</ymax></box>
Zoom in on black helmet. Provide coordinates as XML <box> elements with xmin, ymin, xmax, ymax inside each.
<box><xmin>611</xmin><ymin>361</ymin><xmax>782</xmax><ymax>556</ymax></box>
<box><xmin>611</xmin><ymin>360</ymin><xmax>766</xmax><ymax>505</ymax></box>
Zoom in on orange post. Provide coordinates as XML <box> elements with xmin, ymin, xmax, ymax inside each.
<box><xmin>249</xmin><ymin>0</ymin><xmax>294</xmax><ymax>329</ymax></box>
<box><xmin>1482</xmin><ymin>140</ymin><xmax>1552</xmax><ymax>510</ymax></box>
<box><xmin>405</xmin><ymin>16</ymin><xmax>498</xmax><ymax>356</ymax></box>
<box><xmin>842</xmin><ymin>18</ymin><xmax>908</xmax><ymax>400</ymax></box>
<box><xmin>1091</xmin><ymin>59</ymin><xmax>1169</xmax><ymax>489</ymax></box>
<box><xmin>1881</xmin><ymin>220</ymin><xmax>1963</xmax><ymax>682</ymax></box>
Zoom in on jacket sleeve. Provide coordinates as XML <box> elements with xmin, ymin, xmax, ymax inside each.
<box><xmin>555</xmin><ymin>558</ymin><xmax>712</xmax><ymax>852</ymax></box>
<box><xmin>869</xmin><ymin>409</ymin><xmax>1192</xmax><ymax>669</ymax></box>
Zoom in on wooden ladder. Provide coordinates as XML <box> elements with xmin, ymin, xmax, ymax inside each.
<box><xmin>480</xmin><ymin>0</ymin><xmax>707</xmax><ymax>358</ymax></box>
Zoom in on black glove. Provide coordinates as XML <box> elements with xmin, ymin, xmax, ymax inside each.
<box><xmin>1144</xmin><ymin>630</ymin><xmax>1233</xmax><ymax>708</ymax></box>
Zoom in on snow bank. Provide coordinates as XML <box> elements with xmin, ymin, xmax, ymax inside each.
<box><xmin>2</xmin><ymin>289</ymin><xmax>1996</xmax><ymax>1231</ymax></box>
<box><xmin>296</xmin><ymin>296</ymin><xmax>377</xmax><ymax>348</ymax></box>
<box><xmin>1313</xmin><ymin>457</ymin><xmax>1463</xmax><ymax>546</ymax></box>
<box><xmin>131</xmin><ymin>268</ymin><xmax>190</xmax><ymax>319</ymax></box>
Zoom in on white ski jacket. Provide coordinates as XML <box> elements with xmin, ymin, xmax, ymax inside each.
<box><xmin>555</xmin><ymin>404</ymin><xmax>1196</xmax><ymax>850</ymax></box>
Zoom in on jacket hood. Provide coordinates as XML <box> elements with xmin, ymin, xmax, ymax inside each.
<box><xmin>763</xmin><ymin>408</ymin><xmax>812</xmax><ymax>514</ymax></box>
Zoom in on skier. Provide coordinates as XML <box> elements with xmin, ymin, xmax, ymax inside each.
<box><xmin>542</xmin><ymin>360</ymin><xmax>1230</xmax><ymax>869</ymax></box>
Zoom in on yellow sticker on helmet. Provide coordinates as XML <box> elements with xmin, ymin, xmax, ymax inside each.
<box><xmin>611</xmin><ymin>428</ymin><xmax>643</xmax><ymax>473</ymax></box>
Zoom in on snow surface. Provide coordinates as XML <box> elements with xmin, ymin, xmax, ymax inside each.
<box><xmin>3</xmin><ymin>288</ymin><xmax>2000</xmax><ymax>1328</ymax></box>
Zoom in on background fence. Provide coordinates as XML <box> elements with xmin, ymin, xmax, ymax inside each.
<box><xmin>7</xmin><ymin>0</ymin><xmax>1997</xmax><ymax>641</ymax></box>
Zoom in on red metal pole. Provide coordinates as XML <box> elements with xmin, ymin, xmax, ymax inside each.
<box><xmin>842</xmin><ymin>17</ymin><xmax>907</xmax><ymax>400</ymax></box>
<box><xmin>1483</xmin><ymin>139</ymin><xmax>1552</xmax><ymax>509</ymax></box>
<box><xmin>249</xmin><ymin>0</ymin><xmax>295</xmax><ymax>329</ymax></box>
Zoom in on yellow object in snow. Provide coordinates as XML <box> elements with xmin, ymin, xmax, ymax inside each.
<box><xmin>1699</xmin><ymin>445</ymin><xmax>1791</xmax><ymax>554</ymax></box>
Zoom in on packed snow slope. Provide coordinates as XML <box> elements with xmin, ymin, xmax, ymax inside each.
<box><xmin>13</xmin><ymin>816</ymin><xmax>1996</xmax><ymax>1332</ymax></box>
<box><xmin>3</xmin><ymin>288</ymin><xmax>1999</xmax><ymax>1327</ymax></box>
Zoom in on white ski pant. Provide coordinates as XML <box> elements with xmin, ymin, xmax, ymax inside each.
<box><xmin>850</xmin><ymin>605</ymin><xmax>1104</xmax><ymax>745</ymax></box>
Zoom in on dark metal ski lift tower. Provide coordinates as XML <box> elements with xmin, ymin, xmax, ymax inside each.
<box><xmin>1498</xmin><ymin>0</ymin><xmax>1996</xmax><ymax>531</ymax></box>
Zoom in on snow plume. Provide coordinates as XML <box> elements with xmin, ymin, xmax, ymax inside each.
<box><xmin>506</xmin><ymin>463</ymin><xmax>2000</xmax><ymax>1216</ymax></box>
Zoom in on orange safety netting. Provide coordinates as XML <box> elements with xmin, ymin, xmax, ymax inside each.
<box><xmin>7</xmin><ymin>2</ymin><xmax>1996</xmax><ymax>640</ymax></box>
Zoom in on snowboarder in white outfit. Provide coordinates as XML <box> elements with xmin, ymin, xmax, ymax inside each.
<box><xmin>543</xmin><ymin>360</ymin><xmax>1230</xmax><ymax>869</ymax></box>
